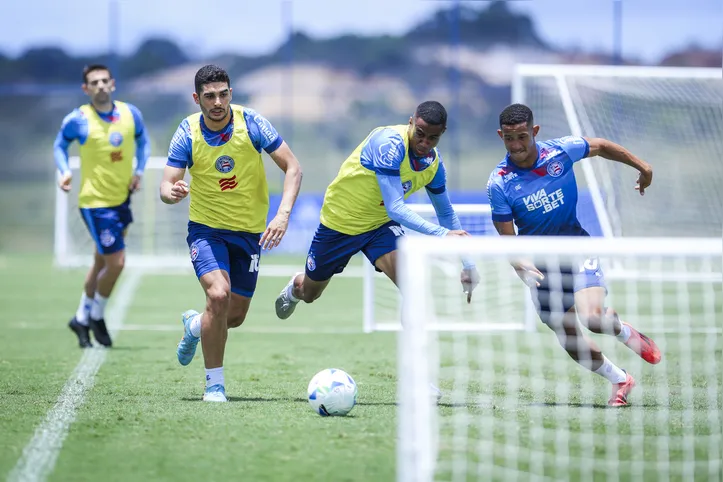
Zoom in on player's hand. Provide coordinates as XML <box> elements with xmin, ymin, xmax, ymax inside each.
<box><xmin>58</xmin><ymin>172</ymin><xmax>72</xmax><ymax>192</ymax></box>
<box><xmin>128</xmin><ymin>174</ymin><xmax>142</xmax><ymax>193</ymax></box>
<box><xmin>260</xmin><ymin>211</ymin><xmax>290</xmax><ymax>250</ymax></box>
<box><xmin>512</xmin><ymin>259</ymin><xmax>545</xmax><ymax>288</ymax></box>
<box><xmin>446</xmin><ymin>230</ymin><xmax>470</xmax><ymax>237</ymax></box>
<box><xmin>169</xmin><ymin>180</ymin><xmax>189</xmax><ymax>203</ymax></box>
<box><xmin>635</xmin><ymin>165</ymin><xmax>653</xmax><ymax>196</ymax></box>
<box><xmin>460</xmin><ymin>266</ymin><xmax>480</xmax><ymax>304</ymax></box>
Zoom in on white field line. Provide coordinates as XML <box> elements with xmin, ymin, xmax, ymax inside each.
<box><xmin>7</xmin><ymin>270</ymin><xmax>143</xmax><ymax>482</ymax></box>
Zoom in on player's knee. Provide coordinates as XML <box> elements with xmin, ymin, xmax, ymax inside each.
<box><xmin>104</xmin><ymin>251</ymin><xmax>125</xmax><ymax>272</ymax></box>
<box><xmin>206</xmin><ymin>285</ymin><xmax>230</xmax><ymax>312</ymax></box>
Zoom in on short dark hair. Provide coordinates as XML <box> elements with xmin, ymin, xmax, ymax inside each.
<box><xmin>83</xmin><ymin>64</ymin><xmax>112</xmax><ymax>83</ymax></box>
<box><xmin>415</xmin><ymin>101</ymin><xmax>447</xmax><ymax>127</ymax></box>
<box><xmin>194</xmin><ymin>64</ymin><xmax>231</xmax><ymax>94</ymax></box>
<box><xmin>499</xmin><ymin>103</ymin><xmax>534</xmax><ymax>127</ymax></box>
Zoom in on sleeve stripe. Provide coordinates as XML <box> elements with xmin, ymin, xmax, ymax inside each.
<box><xmin>491</xmin><ymin>213</ymin><xmax>514</xmax><ymax>222</ymax></box>
<box><xmin>426</xmin><ymin>185</ymin><xmax>446</xmax><ymax>195</ymax></box>
<box><xmin>264</xmin><ymin>136</ymin><xmax>283</xmax><ymax>154</ymax></box>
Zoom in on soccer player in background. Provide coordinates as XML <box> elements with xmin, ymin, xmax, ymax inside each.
<box><xmin>161</xmin><ymin>64</ymin><xmax>302</xmax><ymax>402</ymax></box>
<box><xmin>55</xmin><ymin>64</ymin><xmax>150</xmax><ymax>349</ymax></box>
<box><xmin>275</xmin><ymin>101</ymin><xmax>480</xmax><ymax>322</ymax></box>
<box><xmin>487</xmin><ymin>103</ymin><xmax>661</xmax><ymax>407</ymax></box>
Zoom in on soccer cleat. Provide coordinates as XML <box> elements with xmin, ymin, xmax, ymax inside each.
<box><xmin>68</xmin><ymin>317</ymin><xmax>93</xmax><ymax>348</ymax></box>
<box><xmin>275</xmin><ymin>272</ymin><xmax>302</xmax><ymax>320</ymax></box>
<box><xmin>177</xmin><ymin>310</ymin><xmax>200</xmax><ymax>366</ymax></box>
<box><xmin>88</xmin><ymin>317</ymin><xmax>112</xmax><ymax>347</ymax></box>
<box><xmin>608</xmin><ymin>372</ymin><xmax>636</xmax><ymax>407</ymax></box>
<box><xmin>621</xmin><ymin>322</ymin><xmax>662</xmax><ymax>365</ymax></box>
<box><xmin>203</xmin><ymin>384</ymin><xmax>227</xmax><ymax>402</ymax></box>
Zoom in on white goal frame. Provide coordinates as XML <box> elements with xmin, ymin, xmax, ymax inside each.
<box><xmin>396</xmin><ymin>234</ymin><xmax>723</xmax><ymax>482</ymax></box>
<box><xmin>512</xmin><ymin>64</ymin><xmax>722</xmax><ymax>239</ymax></box>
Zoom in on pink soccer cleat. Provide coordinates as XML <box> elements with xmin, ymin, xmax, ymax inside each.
<box><xmin>608</xmin><ymin>372</ymin><xmax>636</xmax><ymax>407</ymax></box>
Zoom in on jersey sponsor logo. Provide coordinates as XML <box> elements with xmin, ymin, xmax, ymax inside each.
<box><xmin>306</xmin><ymin>254</ymin><xmax>316</xmax><ymax>272</ymax></box>
<box><xmin>215</xmin><ymin>155</ymin><xmax>235</xmax><ymax>173</ymax></box>
<box><xmin>402</xmin><ymin>180</ymin><xmax>412</xmax><ymax>193</ymax></box>
<box><xmin>560</xmin><ymin>135</ymin><xmax>585</xmax><ymax>145</ymax></box>
<box><xmin>539</xmin><ymin>147</ymin><xmax>562</xmax><ymax>160</ymax></box>
<box><xmin>219</xmin><ymin>175</ymin><xmax>238</xmax><ymax>191</ymax></box>
<box><xmin>547</xmin><ymin>160</ymin><xmax>564</xmax><ymax>178</ymax></box>
<box><xmin>99</xmin><ymin>229</ymin><xmax>115</xmax><ymax>248</ymax></box>
<box><xmin>109</xmin><ymin>132</ymin><xmax>123</xmax><ymax>147</ymax></box>
<box><xmin>377</xmin><ymin>139</ymin><xmax>402</xmax><ymax>168</ymax></box>
<box><xmin>190</xmin><ymin>242</ymin><xmax>199</xmax><ymax>262</ymax></box>
<box><xmin>253</xmin><ymin>114</ymin><xmax>276</xmax><ymax>143</ymax></box>
<box><xmin>503</xmin><ymin>171</ymin><xmax>519</xmax><ymax>183</ymax></box>
<box><xmin>523</xmin><ymin>187</ymin><xmax>565</xmax><ymax>213</ymax></box>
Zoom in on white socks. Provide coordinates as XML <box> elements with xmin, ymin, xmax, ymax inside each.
<box><xmin>616</xmin><ymin>322</ymin><xmax>632</xmax><ymax>343</ymax></box>
<box><xmin>594</xmin><ymin>355</ymin><xmax>627</xmax><ymax>384</ymax></box>
<box><xmin>75</xmin><ymin>292</ymin><xmax>92</xmax><ymax>325</ymax></box>
<box><xmin>90</xmin><ymin>293</ymin><xmax>109</xmax><ymax>320</ymax></box>
<box><xmin>205</xmin><ymin>367</ymin><xmax>224</xmax><ymax>388</ymax></box>
<box><xmin>189</xmin><ymin>314</ymin><xmax>202</xmax><ymax>338</ymax></box>
<box><xmin>287</xmin><ymin>278</ymin><xmax>299</xmax><ymax>302</ymax></box>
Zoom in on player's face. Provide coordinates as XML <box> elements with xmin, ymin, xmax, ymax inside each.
<box><xmin>82</xmin><ymin>70</ymin><xmax>115</xmax><ymax>106</ymax></box>
<box><xmin>408</xmin><ymin>116</ymin><xmax>445</xmax><ymax>157</ymax></box>
<box><xmin>194</xmin><ymin>82</ymin><xmax>233</xmax><ymax>123</ymax></box>
<box><xmin>498</xmin><ymin>122</ymin><xmax>540</xmax><ymax>167</ymax></box>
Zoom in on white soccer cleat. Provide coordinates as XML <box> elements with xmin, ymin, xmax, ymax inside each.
<box><xmin>202</xmin><ymin>384</ymin><xmax>227</xmax><ymax>402</ymax></box>
<box><xmin>275</xmin><ymin>272</ymin><xmax>302</xmax><ymax>320</ymax></box>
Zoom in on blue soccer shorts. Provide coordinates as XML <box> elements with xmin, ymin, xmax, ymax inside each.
<box><xmin>530</xmin><ymin>257</ymin><xmax>607</xmax><ymax>326</ymax></box>
<box><xmin>79</xmin><ymin>196</ymin><xmax>133</xmax><ymax>255</ymax></box>
<box><xmin>304</xmin><ymin>220</ymin><xmax>403</xmax><ymax>282</ymax></box>
<box><xmin>187</xmin><ymin>221</ymin><xmax>262</xmax><ymax>298</ymax></box>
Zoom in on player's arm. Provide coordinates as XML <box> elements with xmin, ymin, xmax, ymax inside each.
<box><xmin>53</xmin><ymin>110</ymin><xmax>82</xmax><ymax>192</ymax></box>
<box><xmin>582</xmin><ymin>137</ymin><xmax>653</xmax><ymax>195</ymax></box>
<box><xmin>264</xmin><ymin>142</ymin><xmax>303</xmax><ymax>249</ymax></box>
<box><xmin>128</xmin><ymin>104</ymin><xmax>151</xmax><ymax>192</ymax></box>
<box><xmin>160</xmin><ymin>120</ymin><xmax>190</xmax><ymax>204</ymax></box>
<box><xmin>489</xmin><ymin>179</ymin><xmax>544</xmax><ymax>286</ymax></box>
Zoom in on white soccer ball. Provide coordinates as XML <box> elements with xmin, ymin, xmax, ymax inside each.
<box><xmin>307</xmin><ymin>368</ymin><xmax>358</xmax><ymax>416</ymax></box>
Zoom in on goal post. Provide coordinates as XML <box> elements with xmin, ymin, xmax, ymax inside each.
<box><xmin>396</xmin><ymin>234</ymin><xmax>723</xmax><ymax>481</ymax></box>
<box><xmin>361</xmin><ymin>203</ymin><xmax>539</xmax><ymax>334</ymax></box>
<box><xmin>512</xmin><ymin>64</ymin><xmax>723</xmax><ymax>239</ymax></box>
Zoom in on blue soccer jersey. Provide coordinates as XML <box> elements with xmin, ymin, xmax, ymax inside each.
<box><xmin>487</xmin><ymin>136</ymin><xmax>590</xmax><ymax>236</ymax></box>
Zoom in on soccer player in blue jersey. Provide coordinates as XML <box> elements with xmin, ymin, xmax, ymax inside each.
<box><xmin>487</xmin><ymin>103</ymin><xmax>660</xmax><ymax>407</ymax></box>
<box><xmin>54</xmin><ymin>64</ymin><xmax>150</xmax><ymax>349</ymax></box>
<box><xmin>161</xmin><ymin>65</ymin><xmax>302</xmax><ymax>402</ymax></box>
<box><xmin>275</xmin><ymin>101</ymin><xmax>479</xmax><ymax>321</ymax></box>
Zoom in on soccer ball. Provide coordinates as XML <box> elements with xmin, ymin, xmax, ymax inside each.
<box><xmin>307</xmin><ymin>368</ymin><xmax>358</xmax><ymax>416</ymax></box>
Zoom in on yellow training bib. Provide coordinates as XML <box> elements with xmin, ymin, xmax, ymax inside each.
<box><xmin>77</xmin><ymin>101</ymin><xmax>136</xmax><ymax>208</ymax></box>
<box><xmin>320</xmin><ymin>124</ymin><xmax>439</xmax><ymax>235</ymax></box>
<box><xmin>187</xmin><ymin>104</ymin><xmax>269</xmax><ymax>233</ymax></box>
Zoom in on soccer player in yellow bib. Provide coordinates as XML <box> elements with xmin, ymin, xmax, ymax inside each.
<box><xmin>275</xmin><ymin>101</ymin><xmax>480</xmax><ymax>326</ymax></box>
<box><xmin>54</xmin><ymin>64</ymin><xmax>150</xmax><ymax>349</ymax></box>
<box><xmin>160</xmin><ymin>65</ymin><xmax>302</xmax><ymax>402</ymax></box>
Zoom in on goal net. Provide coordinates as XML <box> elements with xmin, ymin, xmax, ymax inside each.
<box><xmin>513</xmin><ymin>64</ymin><xmax>723</xmax><ymax>238</ymax></box>
<box><xmin>361</xmin><ymin>203</ymin><xmax>539</xmax><ymax>334</ymax></box>
<box><xmin>397</xmin><ymin>234</ymin><xmax>722</xmax><ymax>482</ymax></box>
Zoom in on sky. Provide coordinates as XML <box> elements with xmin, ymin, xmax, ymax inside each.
<box><xmin>2</xmin><ymin>0</ymin><xmax>721</xmax><ymax>63</ymax></box>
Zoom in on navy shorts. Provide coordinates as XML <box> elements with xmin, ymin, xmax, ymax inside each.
<box><xmin>79</xmin><ymin>196</ymin><xmax>133</xmax><ymax>255</ymax></box>
<box><xmin>530</xmin><ymin>257</ymin><xmax>607</xmax><ymax>325</ymax></box>
<box><xmin>305</xmin><ymin>221</ymin><xmax>403</xmax><ymax>282</ymax></box>
<box><xmin>187</xmin><ymin>221</ymin><xmax>262</xmax><ymax>298</ymax></box>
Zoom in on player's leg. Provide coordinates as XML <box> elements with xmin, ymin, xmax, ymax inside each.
<box><xmin>574</xmin><ymin>258</ymin><xmax>661</xmax><ymax>365</ymax></box>
<box><xmin>275</xmin><ymin>223</ymin><xmax>360</xmax><ymax>319</ymax></box>
<box><xmin>68</xmin><ymin>249</ymin><xmax>104</xmax><ymax>348</ymax></box>
<box><xmin>226</xmin><ymin>231</ymin><xmax>261</xmax><ymax>329</ymax></box>
<box><xmin>533</xmin><ymin>264</ymin><xmax>634</xmax><ymax>406</ymax></box>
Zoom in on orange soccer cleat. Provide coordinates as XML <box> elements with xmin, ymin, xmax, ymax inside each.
<box><xmin>621</xmin><ymin>322</ymin><xmax>662</xmax><ymax>365</ymax></box>
<box><xmin>608</xmin><ymin>372</ymin><xmax>636</xmax><ymax>407</ymax></box>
